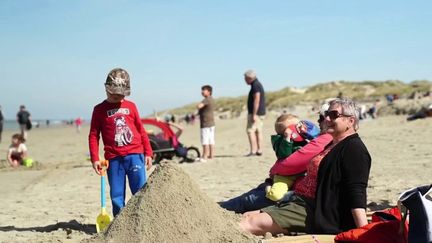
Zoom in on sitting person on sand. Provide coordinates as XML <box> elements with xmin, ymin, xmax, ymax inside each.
<box><xmin>240</xmin><ymin>98</ymin><xmax>371</xmax><ymax>236</ymax></box>
<box><xmin>7</xmin><ymin>133</ymin><xmax>27</xmax><ymax>167</ymax></box>
<box><xmin>220</xmin><ymin>112</ymin><xmax>329</xmax><ymax>213</ymax></box>
<box><xmin>407</xmin><ymin>104</ymin><xmax>432</xmax><ymax>121</ymax></box>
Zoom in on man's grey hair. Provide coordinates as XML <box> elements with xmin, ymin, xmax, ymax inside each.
<box><xmin>329</xmin><ymin>98</ymin><xmax>361</xmax><ymax>131</ymax></box>
<box><xmin>244</xmin><ymin>69</ymin><xmax>257</xmax><ymax>79</ymax></box>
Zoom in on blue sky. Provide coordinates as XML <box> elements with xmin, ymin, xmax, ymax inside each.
<box><xmin>1</xmin><ymin>0</ymin><xmax>431</xmax><ymax>120</ymax></box>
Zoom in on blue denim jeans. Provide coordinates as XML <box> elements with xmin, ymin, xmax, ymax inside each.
<box><xmin>219</xmin><ymin>182</ymin><xmax>275</xmax><ymax>214</ymax></box>
<box><xmin>107</xmin><ymin>153</ymin><xmax>147</xmax><ymax>216</ymax></box>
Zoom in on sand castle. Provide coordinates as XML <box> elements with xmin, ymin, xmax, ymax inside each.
<box><xmin>92</xmin><ymin>162</ymin><xmax>256</xmax><ymax>243</ymax></box>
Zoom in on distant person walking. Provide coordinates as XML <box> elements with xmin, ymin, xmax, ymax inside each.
<box><xmin>0</xmin><ymin>105</ymin><xmax>4</xmax><ymax>143</ymax></box>
<box><xmin>75</xmin><ymin>117</ymin><xmax>83</xmax><ymax>133</ymax></box>
<box><xmin>244</xmin><ymin>69</ymin><xmax>266</xmax><ymax>156</ymax></box>
<box><xmin>16</xmin><ymin>105</ymin><xmax>31</xmax><ymax>139</ymax></box>
<box><xmin>197</xmin><ymin>85</ymin><xmax>216</xmax><ymax>161</ymax></box>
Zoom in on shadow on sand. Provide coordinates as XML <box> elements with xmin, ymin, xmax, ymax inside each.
<box><xmin>214</xmin><ymin>154</ymin><xmax>237</xmax><ymax>158</ymax></box>
<box><xmin>367</xmin><ymin>200</ymin><xmax>394</xmax><ymax>211</ymax></box>
<box><xmin>0</xmin><ymin>219</ymin><xmax>96</xmax><ymax>235</ymax></box>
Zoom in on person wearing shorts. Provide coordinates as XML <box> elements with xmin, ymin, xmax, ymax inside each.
<box><xmin>244</xmin><ymin>69</ymin><xmax>266</xmax><ymax>156</ymax></box>
<box><xmin>197</xmin><ymin>85</ymin><xmax>215</xmax><ymax>161</ymax></box>
<box><xmin>247</xmin><ymin>114</ymin><xmax>264</xmax><ymax>134</ymax></box>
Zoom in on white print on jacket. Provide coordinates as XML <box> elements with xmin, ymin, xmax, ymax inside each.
<box><xmin>114</xmin><ymin>116</ymin><xmax>133</xmax><ymax>146</ymax></box>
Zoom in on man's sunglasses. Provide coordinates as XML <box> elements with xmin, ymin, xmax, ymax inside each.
<box><xmin>324</xmin><ymin>110</ymin><xmax>352</xmax><ymax>120</ymax></box>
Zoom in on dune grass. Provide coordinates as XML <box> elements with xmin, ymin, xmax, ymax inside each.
<box><xmin>163</xmin><ymin>80</ymin><xmax>432</xmax><ymax>115</ymax></box>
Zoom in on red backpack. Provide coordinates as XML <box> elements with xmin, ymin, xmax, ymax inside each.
<box><xmin>334</xmin><ymin>207</ymin><xmax>408</xmax><ymax>243</ymax></box>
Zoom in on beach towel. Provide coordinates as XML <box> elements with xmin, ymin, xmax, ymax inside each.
<box><xmin>334</xmin><ymin>207</ymin><xmax>408</xmax><ymax>243</ymax></box>
<box><xmin>399</xmin><ymin>184</ymin><xmax>432</xmax><ymax>243</ymax></box>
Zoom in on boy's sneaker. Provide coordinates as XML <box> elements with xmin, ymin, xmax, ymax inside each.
<box><xmin>195</xmin><ymin>158</ymin><xmax>207</xmax><ymax>163</ymax></box>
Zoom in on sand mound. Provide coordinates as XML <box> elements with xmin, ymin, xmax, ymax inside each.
<box><xmin>98</xmin><ymin>162</ymin><xmax>256</xmax><ymax>243</ymax></box>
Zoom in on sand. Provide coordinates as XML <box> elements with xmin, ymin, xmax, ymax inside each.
<box><xmin>0</xmin><ymin>110</ymin><xmax>431</xmax><ymax>242</ymax></box>
<box><xmin>91</xmin><ymin>161</ymin><xmax>255</xmax><ymax>243</ymax></box>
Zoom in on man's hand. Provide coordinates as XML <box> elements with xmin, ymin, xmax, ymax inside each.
<box><xmin>252</xmin><ymin>114</ymin><xmax>258</xmax><ymax>123</ymax></box>
<box><xmin>145</xmin><ymin>156</ymin><xmax>152</xmax><ymax>170</ymax></box>
<box><xmin>92</xmin><ymin>161</ymin><xmax>102</xmax><ymax>175</ymax></box>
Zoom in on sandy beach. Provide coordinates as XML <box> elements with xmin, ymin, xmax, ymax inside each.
<box><xmin>0</xmin><ymin>112</ymin><xmax>431</xmax><ymax>242</ymax></box>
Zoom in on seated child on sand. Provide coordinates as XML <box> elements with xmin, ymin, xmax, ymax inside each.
<box><xmin>7</xmin><ymin>133</ymin><xmax>27</xmax><ymax>167</ymax></box>
<box><xmin>266</xmin><ymin>114</ymin><xmax>320</xmax><ymax>201</ymax></box>
<box><xmin>219</xmin><ymin>114</ymin><xmax>319</xmax><ymax>213</ymax></box>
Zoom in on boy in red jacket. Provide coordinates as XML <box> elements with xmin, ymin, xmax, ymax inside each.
<box><xmin>89</xmin><ymin>68</ymin><xmax>153</xmax><ymax>216</ymax></box>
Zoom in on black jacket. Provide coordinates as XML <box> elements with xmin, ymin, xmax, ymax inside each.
<box><xmin>307</xmin><ymin>133</ymin><xmax>371</xmax><ymax>234</ymax></box>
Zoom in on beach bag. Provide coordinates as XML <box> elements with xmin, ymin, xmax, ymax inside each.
<box><xmin>399</xmin><ymin>184</ymin><xmax>432</xmax><ymax>243</ymax></box>
<box><xmin>26</xmin><ymin>120</ymin><xmax>32</xmax><ymax>130</ymax></box>
<box><xmin>334</xmin><ymin>207</ymin><xmax>408</xmax><ymax>243</ymax></box>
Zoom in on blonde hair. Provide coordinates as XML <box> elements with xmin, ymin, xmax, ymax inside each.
<box><xmin>274</xmin><ymin>114</ymin><xmax>299</xmax><ymax>135</ymax></box>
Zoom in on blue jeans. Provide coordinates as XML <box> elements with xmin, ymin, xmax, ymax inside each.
<box><xmin>107</xmin><ymin>154</ymin><xmax>147</xmax><ymax>216</ymax></box>
<box><xmin>219</xmin><ymin>182</ymin><xmax>275</xmax><ymax>214</ymax></box>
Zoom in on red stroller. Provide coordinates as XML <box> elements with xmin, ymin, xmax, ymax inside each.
<box><xmin>142</xmin><ymin>119</ymin><xmax>200</xmax><ymax>164</ymax></box>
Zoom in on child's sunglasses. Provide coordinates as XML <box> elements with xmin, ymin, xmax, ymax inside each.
<box><xmin>324</xmin><ymin>110</ymin><xmax>352</xmax><ymax>120</ymax></box>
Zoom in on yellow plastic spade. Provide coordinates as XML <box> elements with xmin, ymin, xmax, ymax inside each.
<box><xmin>96</xmin><ymin>160</ymin><xmax>111</xmax><ymax>233</ymax></box>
